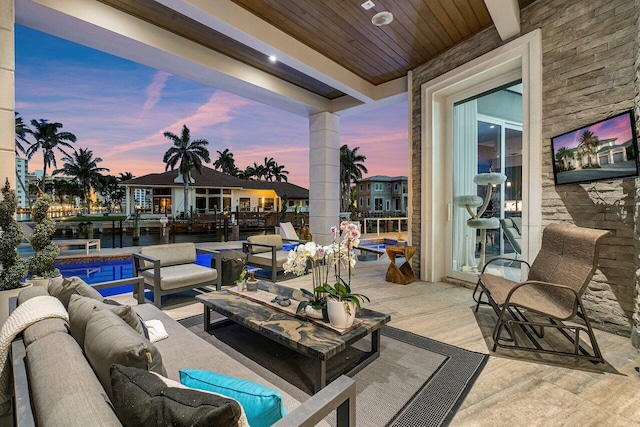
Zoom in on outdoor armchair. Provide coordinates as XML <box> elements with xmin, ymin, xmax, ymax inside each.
<box><xmin>473</xmin><ymin>223</ymin><xmax>609</xmax><ymax>362</ymax></box>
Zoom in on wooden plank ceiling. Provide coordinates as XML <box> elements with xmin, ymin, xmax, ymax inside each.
<box><xmin>99</xmin><ymin>0</ymin><xmax>536</xmax><ymax>98</ymax></box>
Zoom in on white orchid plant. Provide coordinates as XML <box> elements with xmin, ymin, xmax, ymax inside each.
<box><xmin>284</xmin><ymin>221</ymin><xmax>369</xmax><ymax>315</ymax></box>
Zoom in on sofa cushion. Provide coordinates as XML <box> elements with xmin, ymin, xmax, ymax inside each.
<box><xmin>247</xmin><ymin>234</ymin><xmax>283</xmax><ymax>253</ymax></box>
<box><xmin>48</xmin><ymin>276</ymin><xmax>103</xmax><ymax>308</ymax></box>
<box><xmin>139</xmin><ymin>242</ymin><xmax>197</xmax><ymax>269</ymax></box>
<box><xmin>180</xmin><ymin>369</ymin><xmax>286</xmax><ymax>427</ymax></box>
<box><xmin>68</xmin><ymin>294</ymin><xmax>146</xmax><ymax>348</ymax></box>
<box><xmin>23</xmin><ymin>318</ymin><xmax>69</xmax><ymax>347</ymax></box>
<box><xmin>84</xmin><ymin>308</ymin><xmax>166</xmax><ymax>399</ymax></box>
<box><xmin>26</xmin><ymin>332</ymin><xmax>122</xmax><ymax>426</ymax></box>
<box><xmin>139</xmin><ymin>264</ymin><xmax>217</xmax><ymax>291</ymax></box>
<box><xmin>111</xmin><ymin>365</ymin><xmax>247</xmax><ymax>427</ymax></box>
<box><xmin>17</xmin><ymin>284</ymin><xmax>49</xmax><ymax>305</ymax></box>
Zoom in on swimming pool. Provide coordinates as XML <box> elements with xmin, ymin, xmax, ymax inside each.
<box><xmin>54</xmin><ymin>252</ymin><xmax>214</xmax><ymax>297</ymax></box>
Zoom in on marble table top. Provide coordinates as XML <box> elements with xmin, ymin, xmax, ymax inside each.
<box><xmin>197</xmin><ymin>282</ymin><xmax>390</xmax><ymax>360</ymax></box>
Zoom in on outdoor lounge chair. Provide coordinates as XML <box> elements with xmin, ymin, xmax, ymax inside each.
<box><xmin>473</xmin><ymin>223</ymin><xmax>609</xmax><ymax>362</ymax></box>
<box><xmin>279</xmin><ymin>222</ymin><xmax>307</xmax><ymax>242</ymax></box>
<box><xmin>500</xmin><ymin>217</ymin><xmax>522</xmax><ymax>256</ymax></box>
<box><xmin>19</xmin><ymin>222</ymin><xmax>101</xmax><ymax>255</ymax></box>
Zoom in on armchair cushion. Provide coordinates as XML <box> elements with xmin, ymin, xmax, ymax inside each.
<box><xmin>246</xmin><ymin>235</ymin><xmax>283</xmax><ymax>253</ymax></box>
<box><xmin>139</xmin><ymin>242</ymin><xmax>197</xmax><ymax>269</ymax></box>
<box><xmin>247</xmin><ymin>251</ymin><xmax>290</xmax><ymax>269</ymax></box>
<box><xmin>139</xmin><ymin>263</ymin><xmax>218</xmax><ymax>291</ymax></box>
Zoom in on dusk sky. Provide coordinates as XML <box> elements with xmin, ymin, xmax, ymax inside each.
<box><xmin>552</xmin><ymin>113</ymin><xmax>634</xmax><ymax>150</ymax></box>
<box><xmin>15</xmin><ymin>25</ymin><xmax>408</xmax><ymax>188</ymax></box>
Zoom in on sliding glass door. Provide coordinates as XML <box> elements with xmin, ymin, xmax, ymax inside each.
<box><xmin>451</xmin><ymin>83</ymin><xmax>522</xmax><ymax>277</ymax></box>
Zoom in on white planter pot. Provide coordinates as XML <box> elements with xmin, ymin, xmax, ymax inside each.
<box><xmin>327</xmin><ymin>299</ymin><xmax>356</xmax><ymax>329</ymax></box>
<box><xmin>304</xmin><ymin>305</ymin><xmax>324</xmax><ymax>320</ymax></box>
<box><xmin>28</xmin><ymin>277</ymin><xmax>51</xmax><ymax>287</ymax></box>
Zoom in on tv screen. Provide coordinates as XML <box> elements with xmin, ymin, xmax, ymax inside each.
<box><xmin>551</xmin><ymin>110</ymin><xmax>639</xmax><ymax>185</ymax></box>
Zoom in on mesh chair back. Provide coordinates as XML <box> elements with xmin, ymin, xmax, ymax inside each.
<box><xmin>529</xmin><ymin>224</ymin><xmax>609</xmax><ymax>301</ymax></box>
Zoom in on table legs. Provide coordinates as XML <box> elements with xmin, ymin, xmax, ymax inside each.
<box><xmin>312</xmin><ymin>328</ymin><xmax>382</xmax><ymax>394</ymax></box>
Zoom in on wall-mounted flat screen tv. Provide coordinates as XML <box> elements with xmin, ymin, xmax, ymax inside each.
<box><xmin>551</xmin><ymin>110</ymin><xmax>639</xmax><ymax>185</ymax></box>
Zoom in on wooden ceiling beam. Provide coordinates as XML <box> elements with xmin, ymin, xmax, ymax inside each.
<box><xmin>483</xmin><ymin>0</ymin><xmax>521</xmax><ymax>40</ymax></box>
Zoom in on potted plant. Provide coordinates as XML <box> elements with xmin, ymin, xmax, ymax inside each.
<box><xmin>320</xmin><ymin>282</ymin><xmax>369</xmax><ymax>329</ymax></box>
<box><xmin>0</xmin><ymin>179</ymin><xmax>30</xmax><ymax>324</ymax></box>
<box><xmin>28</xmin><ymin>192</ymin><xmax>61</xmax><ymax>286</ymax></box>
<box><xmin>295</xmin><ymin>288</ymin><xmax>327</xmax><ymax>320</ymax></box>
<box><xmin>234</xmin><ymin>268</ymin><xmax>247</xmax><ymax>292</ymax></box>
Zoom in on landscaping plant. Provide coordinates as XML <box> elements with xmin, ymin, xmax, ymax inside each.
<box><xmin>28</xmin><ymin>192</ymin><xmax>60</xmax><ymax>278</ymax></box>
<box><xmin>0</xmin><ymin>179</ymin><xmax>28</xmax><ymax>290</ymax></box>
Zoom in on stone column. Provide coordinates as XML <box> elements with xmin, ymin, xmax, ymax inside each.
<box><xmin>309</xmin><ymin>112</ymin><xmax>340</xmax><ymax>245</ymax></box>
<box><xmin>0</xmin><ymin>0</ymin><xmax>15</xmax><ymax>189</ymax></box>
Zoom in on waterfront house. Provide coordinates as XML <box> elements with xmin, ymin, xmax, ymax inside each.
<box><xmin>120</xmin><ymin>166</ymin><xmax>308</xmax><ymax>217</ymax></box>
<box><xmin>356</xmin><ymin>175</ymin><xmax>408</xmax><ymax>215</ymax></box>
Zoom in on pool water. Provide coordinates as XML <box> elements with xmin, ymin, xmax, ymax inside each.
<box><xmin>55</xmin><ymin>252</ymin><xmax>214</xmax><ymax>297</ymax></box>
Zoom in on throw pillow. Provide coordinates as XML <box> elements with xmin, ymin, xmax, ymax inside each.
<box><xmin>68</xmin><ymin>294</ymin><xmax>147</xmax><ymax>348</ymax></box>
<box><xmin>111</xmin><ymin>365</ymin><xmax>248</xmax><ymax>427</ymax></box>
<box><xmin>102</xmin><ymin>298</ymin><xmax>150</xmax><ymax>340</ymax></box>
<box><xmin>48</xmin><ymin>276</ymin><xmax>103</xmax><ymax>308</ymax></box>
<box><xmin>180</xmin><ymin>369</ymin><xmax>286</xmax><ymax>427</ymax></box>
<box><xmin>84</xmin><ymin>308</ymin><xmax>166</xmax><ymax>399</ymax></box>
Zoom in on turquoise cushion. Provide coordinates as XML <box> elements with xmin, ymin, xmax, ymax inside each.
<box><xmin>179</xmin><ymin>369</ymin><xmax>286</xmax><ymax>427</ymax></box>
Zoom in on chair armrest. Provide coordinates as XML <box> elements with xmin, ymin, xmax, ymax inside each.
<box><xmin>273</xmin><ymin>375</ymin><xmax>356</xmax><ymax>427</ymax></box>
<box><xmin>482</xmin><ymin>257</ymin><xmax>531</xmax><ymax>273</ymax></box>
<box><xmin>91</xmin><ymin>277</ymin><xmax>145</xmax><ymax>304</ymax></box>
<box><xmin>283</xmin><ymin>238</ymin><xmax>307</xmax><ymax>244</ymax></box>
<box><xmin>132</xmin><ymin>252</ymin><xmax>161</xmax><ymax>269</ymax></box>
<box><xmin>243</xmin><ymin>242</ymin><xmax>278</xmax><ymax>254</ymax></box>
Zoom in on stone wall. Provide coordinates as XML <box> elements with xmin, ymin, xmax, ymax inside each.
<box><xmin>411</xmin><ymin>0</ymin><xmax>639</xmax><ymax>335</ymax></box>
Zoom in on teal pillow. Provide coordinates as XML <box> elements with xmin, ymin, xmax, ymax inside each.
<box><xmin>179</xmin><ymin>369</ymin><xmax>286</xmax><ymax>427</ymax></box>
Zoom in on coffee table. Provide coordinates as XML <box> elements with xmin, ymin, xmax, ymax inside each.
<box><xmin>196</xmin><ymin>282</ymin><xmax>390</xmax><ymax>394</ymax></box>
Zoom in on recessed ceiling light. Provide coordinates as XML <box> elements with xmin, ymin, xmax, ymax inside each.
<box><xmin>268</xmin><ymin>55</ymin><xmax>277</xmax><ymax>62</ymax></box>
<box><xmin>371</xmin><ymin>11</ymin><xmax>393</xmax><ymax>26</ymax></box>
<box><xmin>361</xmin><ymin>1</ymin><xmax>375</xmax><ymax>10</ymax></box>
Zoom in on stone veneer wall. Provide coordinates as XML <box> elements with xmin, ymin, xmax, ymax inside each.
<box><xmin>411</xmin><ymin>0</ymin><xmax>639</xmax><ymax>335</ymax></box>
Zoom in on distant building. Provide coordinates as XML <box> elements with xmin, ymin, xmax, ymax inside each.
<box><xmin>15</xmin><ymin>156</ymin><xmax>28</xmax><ymax>208</ymax></box>
<box><xmin>120</xmin><ymin>166</ymin><xmax>309</xmax><ymax>217</ymax></box>
<box><xmin>555</xmin><ymin>137</ymin><xmax>635</xmax><ymax>171</ymax></box>
<box><xmin>355</xmin><ymin>175</ymin><xmax>408</xmax><ymax>214</ymax></box>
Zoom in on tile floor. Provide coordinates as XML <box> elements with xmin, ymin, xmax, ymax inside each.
<box><xmin>111</xmin><ymin>249</ymin><xmax>640</xmax><ymax>426</ymax></box>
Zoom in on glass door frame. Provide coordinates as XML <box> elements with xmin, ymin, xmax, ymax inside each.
<box><xmin>476</xmin><ymin>114</ymin><xmax>523</xmax><ymax>258</ymax></box>
<box><xmin>444</xmin><ymin>72</ymin><xmax>526</xmax><ymax>283</ymax></box>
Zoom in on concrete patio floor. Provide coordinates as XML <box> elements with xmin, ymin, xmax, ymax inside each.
<box><xmin>103</xmin><ymin>242</ymin><xmax>640</xmax><ymax>426</ymax></box>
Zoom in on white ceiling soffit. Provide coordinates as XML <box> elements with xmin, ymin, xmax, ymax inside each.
<box><xmin>16</xmin><ymin>0</ymin><xmax>407</xmax><ymax>117</ymax></box>
<box><xmin>484</xmin><ymin>0</ymin><xmax>521</xmax><ymax>40</ymax></box>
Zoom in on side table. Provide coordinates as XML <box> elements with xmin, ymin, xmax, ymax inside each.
<box><xmin>385</xmin><ymin>246</ymin><xmax>417</xmax><ymax>285</ymax></box>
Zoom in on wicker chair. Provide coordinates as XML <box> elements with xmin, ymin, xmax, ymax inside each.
<box><xmin>473</xmin><ymin>223</ymin><xmax>609</xmax><ymax>362</ymax></box>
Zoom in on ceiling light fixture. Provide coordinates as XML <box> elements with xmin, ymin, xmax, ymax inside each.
<box><xmin>371</xmin><ymin>11</ymin><xmax>393</xmax><ymax>26</ymax></box>
<box><xmin>361</xmin><ymin>1</ymin><xmax>375</xmax><ymax>10</ymax></box>
<box><xmin>268</xmin><ymin>55</ymin><xmax>277</xmax><ymax>62</ymax></box>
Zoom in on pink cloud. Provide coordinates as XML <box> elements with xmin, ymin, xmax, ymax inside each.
<box><xmin>139</xmin><ymin>71</ymin><xmax>171</xmax><ymax>115</ymax></box>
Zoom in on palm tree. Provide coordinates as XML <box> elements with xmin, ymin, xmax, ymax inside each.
<box><xmin>555</xmin><ymin>147</ymin><xmax>572</xmax><ymax>171</ymax></box>
<box><xmin>271</xmin><ymin>162</ymin><xmax>289</xmax><ymax>182</ymax></box>
<box><xmin>96</xmin><ymin>174</ymin><xmax>124</xmax><ymax>213</ymax></box>
<box><xmin>238</xmin><ymin>165</ymin><xmax>256</xmax><ymax>180</ymax></box>
<box><xmin>213</xmin><ymin>149</ymin><xmax>238</xmax><ymax>176</ymax></box>
<box><xmin>340</xmin><ymin>145</ymin><xmax>368</xmax><ymax>211</ymax></box>
<box><xmin>578</xmin><ymin>130</ymin><xmax>599</xmax><ymax>167</ymax></box>
<box><xmin>118</xmin><ymin>172</ymin><xmax>134</xmax><ymax>182</ymax></box>
<box><xmin>25</xmin><ymin>119</ymin><xmax>77</xmax><ymax>192</ymax></box>
<box><xmin>14</xmin><ymin>112</ymin><xmax>31</xmax><ymax>202</ymax></box>
<box><xmin>162</xmin><ymin>124</ymin><xmax>211</xmax><ymax>216</ymax></box>
<box><xmin>53</xmin><ymin>148</ymin><xmax>109</xmax><ymax>213</ymax></box>
<box><xmin>262</xmin><ymin>157</ymin><xmax>277</xmax><ymax>181</ymax></box>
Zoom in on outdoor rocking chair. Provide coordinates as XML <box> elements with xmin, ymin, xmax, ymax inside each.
<box><xmin>473</xmin><ymin>223</ymin><xmax>609</xmax><ymax>363</ymax></box>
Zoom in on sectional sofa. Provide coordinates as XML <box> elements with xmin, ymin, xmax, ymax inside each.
<box><xmin>9</xmin><ymin>277</ymin><xmax>355</xmax><ymax>426</ymax></box>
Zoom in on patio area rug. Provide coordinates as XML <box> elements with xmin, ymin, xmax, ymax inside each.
<box><xmin>179</xmin><ymin>315</ymin><xmax>488</xmax><ymax>426</ymax></box>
